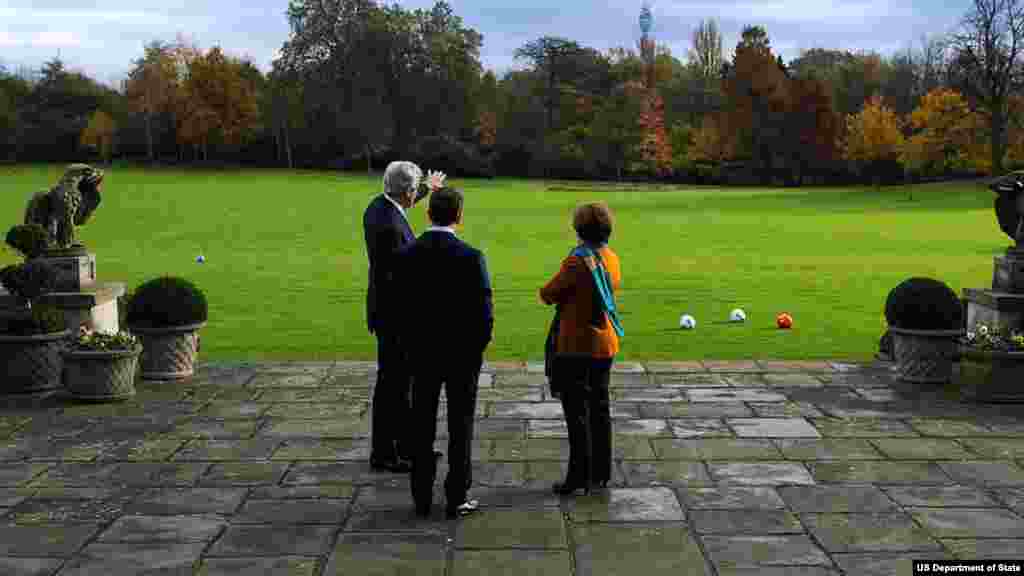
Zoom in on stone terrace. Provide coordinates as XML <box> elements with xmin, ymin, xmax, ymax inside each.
<box><xmin>1</xmin><ymin>359</ymin><xmax>1024</xmax><ymax>575</ymax></box>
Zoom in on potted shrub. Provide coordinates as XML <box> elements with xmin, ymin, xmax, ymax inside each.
<box><xmin>62</xmin><ymin>326</ymin><xmax>142</xmax><ymax>401</ymax></box>
<box><xmin>0</xmin><ymin>228</ymin><xmax>70</xmax><ymax>395</ymax></box>
<box><xmin>958</xmin><ymin>322</ymin><xmax>1024</xmax><ymax>402</ymax></box>
<box><xmin>884</xmin><ymin>277</ymin><xmax>964</xmax><ymax>383</ymax></box>
<box><xmin>124</xmin><ymin>276</ymin><xmax>207</xmax><ymax>380</ymax></box>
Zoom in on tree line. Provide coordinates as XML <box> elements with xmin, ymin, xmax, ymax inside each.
<box><xmin>2</xmin><ymin>0</ymin><xmax>1024</xmax><ymax>185</ymax></box>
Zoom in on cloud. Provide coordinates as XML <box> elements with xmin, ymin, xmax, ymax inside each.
<box><xmin>0</xmin><ymin>7</ymin><xmax>169</xmax><ymax>24</ymax></box>
<box><xmin>31</xmin><ymin>31</ymin><xmax>82</xmax><ymax>47</ymax></box>
<box><xmin>660</xmin><ymin>0</ymin><xmax>899</xmax><ymax>24</ymax></box>
<box><xmin>0</xmin><ymin>30</ymin><xmax>82</xmax><ymax>48</ymax></box>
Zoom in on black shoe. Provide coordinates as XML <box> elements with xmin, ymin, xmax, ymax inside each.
<box><xmin>370</xmin><ymin>457</ymin><xmax>412</xmax><ymax>473</ymax></box>
<box><xmin>445</xmin><ymin>498</ymin><xmax>480</xmax><ymax>519</ymax></box>
<box><xmin>552</xmin><ymin>481</ymin><xmax>591</xmax><ymax>496</ymax></box>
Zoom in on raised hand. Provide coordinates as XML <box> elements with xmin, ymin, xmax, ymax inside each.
<box><xmin>425</xmin><ymin>170</ymin><xmax>447</xmax><ymax>191</ymax></box>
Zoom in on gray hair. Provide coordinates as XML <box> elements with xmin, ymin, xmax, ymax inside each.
<box><xmin>383</xmin><ymin>161</ymin><xmax>422</xmax><ymax>199</ymax></box>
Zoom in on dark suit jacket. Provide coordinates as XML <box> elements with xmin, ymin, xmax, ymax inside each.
<box><xmin>364</xmin><ymin>194</ymin><xmax>416</xmax><ymax>333</ymax></box>
<box><xmin>393</xmin><ymin>230</ymin><xmax>493</xmax><ymax>364</ymax></box>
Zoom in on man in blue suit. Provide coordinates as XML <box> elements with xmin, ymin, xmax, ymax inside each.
<box><xmin>393</xmin><ymin>186</ymin><xmax>493</xmax><ymax>518</ymax></box>
<box><xmin>363</xmin><ymin>161</ymin><xmax>437</xmax><ymax>472</ymax></box>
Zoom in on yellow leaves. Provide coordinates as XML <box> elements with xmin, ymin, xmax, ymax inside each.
<box><xmin>475</xmin><ymin>110</ymin><xmax>497</xmax><ymax>148</ymax></box>
<box><xmin>690</xmin><ymin>114</ymin><xmax>726</xmax><ymax>164</ymax></box>
<box><xmin>125</xmin><ymin>47</ymin><xmax>179</xmax><ymax>116</ymax></box>
<box><xmin>177</xmin><ymin>46</ymin><xmax>260</xmax><ymax>149</ymax></box>
<box><xmin>901</xmin><ymin>88</ymin><xmax>985</xmax><ymax>175</ymax></box>
<box><xmin>80</xmin><ymin>110</ymin><xmax>116</xmax><ymax>161</ymax></box>
<box><xmin>842</xmin><ymin>96</ymin><xmax>904</xmax><ymax>163</ymax></box>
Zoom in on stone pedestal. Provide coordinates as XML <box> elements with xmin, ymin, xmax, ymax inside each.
<box><xmin>992</xmin><ymin>250</ymin><xmax>1024</xmax><ymax>292</ymax></box>
<box><xmin>963</xmin><ymin>288</ymin><xmax>1024</xmax><ymax>334</ymax></box>
<box><xmin>0</xmin><ymin>282</ymin><xmax>124</xmax><ymax>334</ymax></box>
<box><xmin>37</xmin><ymin>253</ymin><xmax>96</xmax><ymax>292</ymax></box>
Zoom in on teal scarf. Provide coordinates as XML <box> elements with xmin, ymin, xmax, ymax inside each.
<box><xmin>571</xmin><ymin>244</ymin><xmax>624</xmax><ymax>337</ymax></box>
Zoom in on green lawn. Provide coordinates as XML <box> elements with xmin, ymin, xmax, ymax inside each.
<box><xmin>0</xmin><ymin>164</ymin><xmax>1004</xmax><ymax>362</ymax></box>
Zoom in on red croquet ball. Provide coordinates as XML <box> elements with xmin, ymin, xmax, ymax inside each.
<box><xmin>776</xmin><ymin>313</ymin><xmax>793</xmax><ymax>329</ymax></box>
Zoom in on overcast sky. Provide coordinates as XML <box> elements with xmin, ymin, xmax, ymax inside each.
<box><xmin>0</xmin><ymin>0</ymin><xmax>967</xmax><ymax>87</ymax></box>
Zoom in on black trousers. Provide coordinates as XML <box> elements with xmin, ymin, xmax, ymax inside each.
<box><xmin>556</xmin><ymin>356</ymin><xmax>613</xmax><ymax>486</ymax></box>
<box><xmin>370</xmin><ymin>330</ymin><xmax>412</xmax><ymax>461</ymax></box>
<box><xmin>409</xmin><ymin>358</ymin><xmax>481</xmax><ymax>509</ymax></box>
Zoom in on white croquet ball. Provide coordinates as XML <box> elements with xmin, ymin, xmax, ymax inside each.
<box><xmin>196</xmin><ymin>255</ymin><xmax>205</xmax><ymax>263</ymax></box>
<box><xmin>729</xmin><ymin>308</ymin><xmax>747</xmax><ymax>322</ymax></box>
<box><xmin>679</xmin><ymin>314</ymin><xmax>696</xmax><ymax>329</ymax></box>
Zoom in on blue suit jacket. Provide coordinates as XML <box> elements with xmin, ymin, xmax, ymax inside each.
<box><xmin>393</xmin><ymin>230</ymin><xmax>493</xmax><ymax>363</ymax></box>
<box><xmin>363</xmin><ymin>194</ymin><xmax>415</xmax><ymax>333</ymax></box>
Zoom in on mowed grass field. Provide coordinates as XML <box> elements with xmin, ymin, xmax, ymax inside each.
<box><xmin>0</xmin><ymin>164</ymin><xmax>1005</xmax><ymax>362</ymax></box>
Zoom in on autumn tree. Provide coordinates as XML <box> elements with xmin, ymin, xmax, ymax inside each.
<box><xmin>80</xmin><ymin>110</ymin><xmax>116</xmax><ymax>164</ymax></box>
<box><xmin>785</xmin><ymin>76</ymin><xmax>842</xmax><ymax>184</ymax></box>
<box><xmin>126</xmin><ymin>42</ymin><xmax>179</xmax><ymax>161</ymax></box>
<box><xmin>721</xmin><ymin>25</ymin><xmax>790</xmax><ymax>183</ymax></box>
<box><xmin>474</xmin><ymin>70</ymin><xmax>499</xmax><ymax>150</ymax></box>
<box><xmin>177</xmin><ymin>46</ymin><xmax>260</xmax><ymax>160</ymax></box>
<box><xmin>947</xmin><ymin>0</ymin><xmax>1024</xmax><ymax>175</ymax></box>
<box><xmin>636</xmin><ymin>92</ymin><xmax>673</xmax><ymax>176</ymax></box>
<box><xmin>901</xmin><ymin>88</ymin><xmax>980</xmax><ymax>176</ymax></box>
<box><xmin>842</xmin><ymin>95</ymin><xmax>906</xmax><ymax>186</ymax></box>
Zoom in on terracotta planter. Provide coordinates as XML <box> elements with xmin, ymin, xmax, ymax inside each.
<box><xmin>62</xmin><ymin>344</ymin><xmax>142</xmax><ymax>401</ymax></box>
<box><xmin>889</xmin><ymin>326</ymin><xmax>963</xmax><ymax>383</ymax></box>
<box><xmin>130</xmin><ymin>322</ymin><xmax>204</xmax><ymax>380</ymax></box>
<box><xmin>0</xmin><ymin>329</ymin><xmax>71</xmax><ymax>395</ymax></box>
<box><xmin>958</xmin><ymin>346</ymin><xmax>1024</xmax><ymax>402</ymax></box>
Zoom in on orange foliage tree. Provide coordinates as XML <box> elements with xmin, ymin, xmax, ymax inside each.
<box><xmin>125</xmin><ymin>42</ymin><xmax>179</xmax><ymax>161</ymax></box>
<box><xmin>475</xmin><ymin>110</ymin><xmax>497</xmax><ymax>149</ymax></box>
<box><xmin>177</xmin><ymin>46</ymin><xmax>259</xmax><ymax>160</ymax></box>
<box><xmin>721</xmin><ymin>26</ymin><xmax>793</xmax><ymax>182</ymax></box>
<box><xmin>786</xmin><ymin>76</ymin><xmax>842</xmax><ymax>183</ymax></box>
<box><xmin>80</xmin><ymin>110</ymin><xmax>116</xmax><ymax>164</ymax></box>
<box><xmin>636</xmin><ymin>92</ymin><xmax>673</xmax><ymax>176</ymax></box>
<box><xmin>842</xmin><ymin>95</ymin><xmax>905</xmax><ymax>185</ymax></box>
<box><xmin>689</xmin><ymin>112</ymin><xmax>728</xmax><ymax>183</ymax></box>
<box><xmin>634</xmin><ymin>36</ymin><xmax>673</xmax><ymax>178</ymax></box>
<box><xmin>901</xmin><ymin>88</ymin><xmax>982</xmax><ymax>176</ymax></box>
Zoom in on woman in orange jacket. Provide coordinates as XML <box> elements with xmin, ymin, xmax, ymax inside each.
<box><xmin>540</xmin><ymin>202</ymin><xmax>623</xmax><ymax>495</ymax></box>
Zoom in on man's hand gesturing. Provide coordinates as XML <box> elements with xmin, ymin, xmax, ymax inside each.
<box><xmin>425</xmin><ymin>170</ymin><xmax>447</xmax><ymax>191</ymax></box>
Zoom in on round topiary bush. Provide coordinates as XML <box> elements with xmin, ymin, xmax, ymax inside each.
<box><xmin>884</xmin><ymin>277</ymin><xmax>963</xmax><ymax>331</ymax></box>
<box><xmin>5</xmin><ymin>224</ymin><xmax>50</xmax><ymax>260</ymax></box>
<box><xmin>0</xmin><ymin>260</ymin><xmax>58</xmax><ymax>303</ymax></box>
<box><xmin>125</xmin><ymin>276</ymin><xmax>208</xmax><ymax>329</ymax></box>
<box><xmin>0</xmin><ymin>304</ymin><xmax>65</xmax><ymax>336</ymax></box>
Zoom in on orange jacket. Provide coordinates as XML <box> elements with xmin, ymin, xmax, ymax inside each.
<box><xmin>540</xmin><ymin>246</ymin><xmax>621</xmax><ymax>358</ymax></box>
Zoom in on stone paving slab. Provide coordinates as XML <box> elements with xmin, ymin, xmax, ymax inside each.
<box><xmin>572</xmin><ymin>522</ymin><xmax>709</xmax><ymax>576</ymax></box>
<box><xmin>198</xmin><ymin>556</ymin><xmax>320</xmax><ymax>576</ymax></box>
<box><xmin>2</xmin><ymin>358</ymin><xmax>1024</xmax><ymax>574</ymax></box>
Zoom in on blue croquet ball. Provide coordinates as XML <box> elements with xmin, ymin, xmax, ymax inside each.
<box><xmin>196</xmin><ymin>255</ymin><xmax>205</xmax><ymax>263</ymax></box>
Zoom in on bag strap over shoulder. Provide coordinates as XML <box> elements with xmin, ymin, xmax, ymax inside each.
<box><xmin>571</xmin><ymin>245</ymin><xmax>624</xmax><ymax>337</ymax></box>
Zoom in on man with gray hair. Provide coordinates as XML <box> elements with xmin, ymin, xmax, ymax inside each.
<box><xmin>363</xmin><ymin>161</ymin><xmax>443</xmax><ymax>472</ymax></box>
